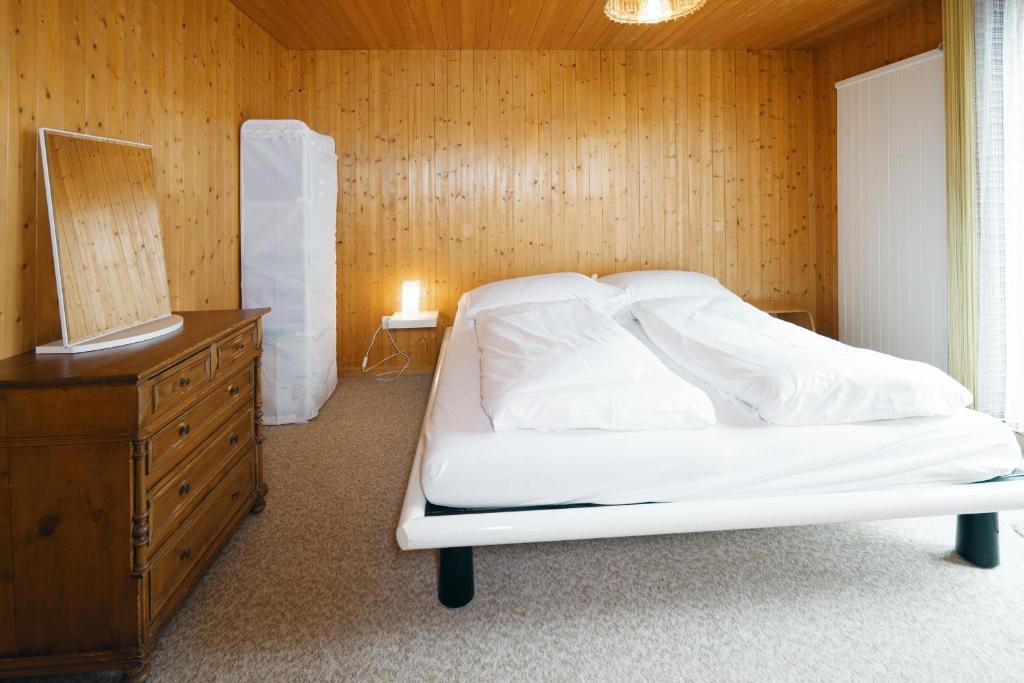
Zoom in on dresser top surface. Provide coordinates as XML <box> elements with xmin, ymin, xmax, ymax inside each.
<box><xmin>0</xmin><ymin>309</ymin><xmax>269</xmax><ymax>388</ymax></box>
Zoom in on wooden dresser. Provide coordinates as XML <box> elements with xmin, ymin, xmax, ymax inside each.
<box><xmin>0</xmin><ymin>309</ymin><xmax>269</xmax><ymax>682</ymax></box>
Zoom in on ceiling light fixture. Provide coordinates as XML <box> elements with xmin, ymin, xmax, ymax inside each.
<box><xmin>604</xmin><ymin>0</ymin><xmax>708</xmax><ymax>25</ymax></box>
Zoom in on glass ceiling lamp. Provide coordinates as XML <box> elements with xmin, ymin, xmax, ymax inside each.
<box><xmin>604</xmin><ymin>0</ymin><xmax>708</xmax><ymax>24</ymax></box>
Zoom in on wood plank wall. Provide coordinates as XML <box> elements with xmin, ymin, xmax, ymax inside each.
<box><xmin>0</xmin><ymin>1</ymin><xmax>943</xmax><ymax>368</ymax></box>
<box><xmin>811</xmin><ymin>0</ymin><xmax>943</xmax><ymax>338</ymax></box>
<box><xmin>297</xmin><ymin>50</ymin><xmax>819</xmax><ymax>371</ymax></box>
<box><xmin>0</xmin><ymin>0</ymin><xmax>294</xmax><ymax>358</ymax></box>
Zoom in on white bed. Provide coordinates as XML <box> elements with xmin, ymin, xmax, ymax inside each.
<box><xmin>421</xmin><ymin>320</ymin><xmax>1019</xmax><ymax>509</ymax></box>
<box><xmin>398</xmin><ymin>320</ymin><xmax>1024</xmax><ymax>608</ymax></box>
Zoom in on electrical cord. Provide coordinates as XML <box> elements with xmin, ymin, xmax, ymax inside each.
<box><xmin>361</xmin><ymin>321</ymin><xmax>412</xmax><ymax>382</ymax></box>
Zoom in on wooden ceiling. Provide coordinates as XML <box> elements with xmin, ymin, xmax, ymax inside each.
<box><xmin>229</xmin><ymin>0</ymin><xmax>923</xmax><ymax>50</ymax></box>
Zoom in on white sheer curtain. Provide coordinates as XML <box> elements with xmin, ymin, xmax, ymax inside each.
<box><xmin>976</xmin><ymin>0</ymin><xmax>1024</xmax><ymax>430</ymax></box>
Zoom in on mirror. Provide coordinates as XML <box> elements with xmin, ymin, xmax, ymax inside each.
<box><xmin>38</xmin><ymin>129</ymin><xmax>179</xmax><ymax>353</ymax></box>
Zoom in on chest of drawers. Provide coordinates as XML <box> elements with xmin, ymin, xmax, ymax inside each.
<box><xmin>0</xmin><ymin>309</ymin><xmax>269</xmax><ymax>682</ymax></box>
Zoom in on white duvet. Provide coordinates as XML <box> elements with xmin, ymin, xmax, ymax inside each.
<box><xmin>475</xmin><ymin>299</ymin><xmax>715</xmax><ymax>431</ymax></box>
<box><xmin>633</xmin><ymin>296</ymin><xmax>973</xmax><ymax>425</ymax></box>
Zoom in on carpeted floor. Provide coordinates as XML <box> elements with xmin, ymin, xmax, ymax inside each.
<box><xmin>25</xmin><ymin>375</ymin><xmax>1024</xmax><ymax>682</ymax></box>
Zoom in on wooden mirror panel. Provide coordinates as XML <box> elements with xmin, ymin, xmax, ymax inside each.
<box><xmin>41</xmin><ymin>130</ymin><xmax>172</xmax><ymax>346</ymax></box>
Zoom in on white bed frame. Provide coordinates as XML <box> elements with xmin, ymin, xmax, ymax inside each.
<box><xmin>397</xmin><ymin>329</ymin><xmax>1024</xmax><ymax>607</ymax></box>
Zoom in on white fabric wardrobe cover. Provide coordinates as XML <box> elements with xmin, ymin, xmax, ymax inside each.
<box><xmin>241</xmin><ymin>120</ymin><xmax>338</xmax><ymax>424</ymax></box>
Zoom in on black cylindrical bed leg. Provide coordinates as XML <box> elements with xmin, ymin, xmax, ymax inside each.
<box><xmin>956</xmin><ymin>513</ymin><xmax>1000</xmax><ymax>568</ymax></box>
<box><xmin>438</xmin><ymin>546</ymin><xmax>474</xmax><ymax>608</ymax></box>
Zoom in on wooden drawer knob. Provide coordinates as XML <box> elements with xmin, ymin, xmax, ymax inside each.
<box><xmin>179</xmin><ymin>547</ymin><xmax>192</xmax><ymax>562</ymax></box>
<box><xmin>229</xmin><ymin>385</ymin><xmax>240</xmax><ymax>396</ymax></box>
<box><xmin>178</xmin><ymin>482</ymin><xmax>191</xmax><ymax>496</ymax></box>
<box><xmin>229</xmin><ymin>434</ymin><xmax>239</xmax><ymax>446</ymax></box>
<box><xmin>233</xmin><ymin>342</ymin><xmax>246</xmax><ymax>351</ymax></box>
<box><xmin>178</xmin><ymin>377</ymin><xmax>191</xmax><ymax>387</ymax></box>
<box><xmin>178</xmin><ymin>423</ymin><xmax>191</xmax><ymax>436</ymax></box>
<box><xmin>230</xmin><ymin>490</ymin><xmax>241</xmax><ymax>501</ymax></box>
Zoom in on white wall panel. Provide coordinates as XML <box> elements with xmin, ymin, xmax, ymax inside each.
<box><xmin>837</xmin><ymin>50</ymin><xmax>947</xmax><ymax>370</ymax></box>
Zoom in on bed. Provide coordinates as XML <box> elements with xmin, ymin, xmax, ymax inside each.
<box><xmin>398</xmin><ymin>304</ymin><xmax>1024</xmax><ymax>609</ymax></box>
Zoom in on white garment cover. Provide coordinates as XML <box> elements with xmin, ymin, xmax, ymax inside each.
<box><xmin>475</xmin><ymin>299</ymin><xmax>715</xmax><ymax>431</ymax></box>
<box><xmin>633</xmin><ymin>296</ymin><xmax>973</xmax><ymax>425</ymax></box>
<box><xmin>976</xmin><ymin>0</ymin><xmax>1024</xmax><ymax>430</ymax></box>
<box><xmin>241</xmin><ymin>120</ymin><xmax>338</xmax><ymax>424</ymax></box>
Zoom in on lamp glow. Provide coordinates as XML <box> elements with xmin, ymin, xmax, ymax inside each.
<box><xmin>401</xmin><ymin>280</ymin><xmax>420</xmax><ymax>317</ymax></box>
<box><xmin>604</xmin><ymin>0</ymin><xmax>706</xmax><ymax>24</ymax></box>
<box><xmin>637</xmin><ymin>0</ymin><xmax>666</xmax><ymax>22</ymax></box>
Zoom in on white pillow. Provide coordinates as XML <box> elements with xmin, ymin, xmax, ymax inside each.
<box><xmin>457</xmin><ymin>273</ymin><xmax>626</xmax><ymax>324</ymax></box>
<box><xmin>476</xmin><ymin>299</ymin><xmax>715</xmax><ymax>431</ymax></box>
<box><xmin>598</xmin><ymin>270</ymin><xmax>738</xmax><ymax>309</ymax></box>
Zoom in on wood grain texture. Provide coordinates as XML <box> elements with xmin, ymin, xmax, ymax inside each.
<box><xmin>811</xmin><ymin>0</ymin><xmax>943</xmax><ymax>338</ymax></box>
<box><xmin>0</xmin><ymin>449</ymin><xmax>12</xmax><ymax>655</ymax></box>
<box><xmin>0</xmin><ymin>309</ymin><xmax>267</xmax><ymax>679</ymax></box>
<box><xmin>7</xmin><ymin>441</ymin><xmax>137</xmax><ymax>655</ymax></box>
<box><xmin>228</xmin><ymin>0</ymin><xmax>924</xmax><ymax>51</ymax></box>
<box><xmin>298</xmin><ymin>49</ymin><xmax>818</xmax><ymax>371</ymax></box>
<box><xmin>2</xmin><ymin>1</ymin><xmax>943</xmax><ymax>369</ymax></box>
<box><xmin>0</xmin><ymin>0</ymin><xmax>293</xmax><ymax>359</ymax></box>
<box><xmin>41</xmin><ymin>132</ymin><xmax>171</xmax><ymax>344</ymax></box>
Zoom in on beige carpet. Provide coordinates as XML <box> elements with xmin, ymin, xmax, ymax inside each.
<box><xmin>26</xmin><ymin>375</ymin><xmax>1024</xmax><ymax>682</ymax></box>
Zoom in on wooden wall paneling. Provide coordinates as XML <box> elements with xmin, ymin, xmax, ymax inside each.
<box><xmin>8</xmin><ymin>2</ymin><xmax>936</xmax><ymax>371</ymax></box>
<box><xmin>537</xmin><ymin>51</ymin><xmax>552</xmax><ymax>278</ymax></box>
<box><xmin>710</xmin><ymin>51</ymin><xmax>725</xmax><ymax>278</ymax></box>
<box><xmin>0</xmin><ymin>0</ymin><xmax>10</xmax><ymax>360</ymax></box>
<box><xmin>299</xmin><ymin>49</ymin><xmax>821</xmax><ymax>371</ymax></box>
<box><xmin>734</xmin><ymin>50</ymin><xmax>751</xmax><ymax>298</ymax></box>
<box><xmin>383</xmin><ymin>50</ymin><xmax>399</xmax><ymax>365</ymax></box>
<box><xmin>484</xmin><ymin>51</ymin><xmax>501</xmax><ymax>286</ymax></box>
<box><xmin>698</xmin><ymin>51</ymin><xmax>713</xmax><ymax>274</ymax></box>
<box><xmin>460</xmin><ymin>49</ymin><xmax>476</xmax><ymax>293</ymax></box>
<box><xmin>165</xmin><ymin>0</ymin><xmax>185</xmax><ymax>319</ymax></box>
<box><xmin>639</xmin><ymin>51</ymin><xmax>654</xmax><ymax>270</ymax></box>
<box><xmin>411</xmin><ymin>51</ymin><xmax>430</xmax><ymax>367</ymax></box>
<box><xmin>724</xmin><ymin>50</ymin><xmax>739</xmax><ymax>283</ymax></box>
<box><xmin>497</xmin><ymin>50</ymin><xmax>514</xmax><ymax>278</ymax></box>
<box><xmin>366</xmin><ymin>50</ymin><xmax>383</xmax><ymax>366</ymax></box>
<box><xmin>350</xmin><ymin>51</ymin><xmax>366</xmax><ymax>371</ymax></box>
<box><xmin>9</xmin><ymin>0</ymin><xmax>36</xmax><ymax>358</ymax></box>
<box><xmin>34</xmin><ymin>0</ymin><xmax>64</xmax><ymax>348</ymax></box>
<box><xmin>0</xmin><ymin>0</ymin><xmax>295</xmax><ymax>360</ymax></box>
<box><xmin>811</xmin><ymin>0</ymin><xmax>943</xmax><ymax>338</ymax></box>
<box><xmin>797</xmin><ymin>50</ymin><xmax>815</xmax><ymax>308</ymax></box>
<box><xmin>761</xmin><ymin>51</ymin><xmax>778</xmax><ymax>299</ymax></box>
<box><xmin>745</xmin><ymin>50</ymin><xmax>763</xmax><ymax>301</ymax></box>
<box><xmin>182</xmin><ymin>0</ymin><xmax>200</xmax><ymax>312</ymax></box>
<box><xmin>670</xmin><ymin>51</ymin><xmax>686</xmax><ymax>271</ymax></box>
<box><xmin>522</xmin><ymin>50</ymin><xmax>537</xmax><ymax>277</ymax></box>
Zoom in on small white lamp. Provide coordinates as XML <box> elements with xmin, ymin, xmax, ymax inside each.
<box><xmin>385</xmin><ymin>279</ymin><xmax>438</xmax><ymax>329</ymax></box>
<box><xmin>401</xmin><ymin>280</ymin><xmax>420</xmax><ymax>317</ymax></box>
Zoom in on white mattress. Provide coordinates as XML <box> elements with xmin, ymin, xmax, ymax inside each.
<box><xmin>421</xmin><ymin>322</ymin><xmax>1023</xmax><ymax>509</ymax></box>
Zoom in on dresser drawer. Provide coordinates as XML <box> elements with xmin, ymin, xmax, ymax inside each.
<box><xmin>148</xmin><ymin>364</ymin><xmax>255</xmax><ymax>485</ymax></box>
<box><xmin>216</xmin><ymin>323</ymin><xmax>258</xmax><ymax>372</ymax></box>
<box><xmin>147</xmin><ymin>406</ymin><xmax>254</xmax><ymax>551</ymax></box>
<box><xmin>146</xmin><ymin>349</ymin><xmax>214</xmax><ymax>422</ymax></box>
<box><xmin>147</xmin><ymin>451</ymin><xmax>254</xmax><ymax>623</ymax></box>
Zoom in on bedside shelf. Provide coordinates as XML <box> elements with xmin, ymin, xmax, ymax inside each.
<box><xmin>383</xmin><ymin>311</ymin><xmax>439</xmax><ymax>330</ymax></box>
<box><xmin>746</xmin><ymin>300</ymin><xmax>816</xmax><ymax>332</ymax></box>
